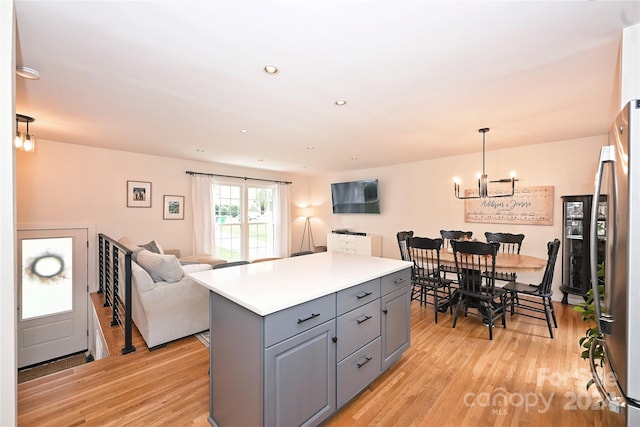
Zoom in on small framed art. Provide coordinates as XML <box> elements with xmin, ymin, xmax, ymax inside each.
<box><xmin>127</xmin><ymin>180</ymin><xmax>152</xmax><ymax>208</ymax></box>
<box><xmin>163</xmin><ymin>195</ymin><xmax>185</xmax><ymax>220</ymax></box>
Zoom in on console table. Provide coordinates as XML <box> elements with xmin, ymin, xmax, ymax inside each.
<box><xmin>326</xmin><ymin>232</ymin><xmax>382</xmax><ymax>256</ymax></box>
<box><xmin>189</xmin><ymin>252</ymin><xmax>412</xmax><ymax>427</ymax></box>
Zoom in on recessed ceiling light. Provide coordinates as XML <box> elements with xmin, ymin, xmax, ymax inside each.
<box><xmin>351</xmin><ymin>157</ymin><xmax>358</xmax><ymax>160</ymax></box>
<box><xmin>263</xmin><ymin>65</ymin><xmax>279</xmax><ymax>75</ymax></box>
<box><xmin>196</xmin><ymin>148</ymin><xmax>205</xmax><ymax>152</ymax></box>
<box><xmin>240</xmin><ymin>129</ymin><xmax>249</xmax><ymax>134</ymax></box>
<box><xmin>16</xmin><ymin>66</ymin><xmax>40</xmax><ymax>80</ymax></box>
<box><xmin>306</xmin><ymin>146</ymin><xmax>314</xmax><ymax>150</ymax></box>
<box><xmin>335</xmin><ymin>100</ymin><xmax>347</xmax><ymax>106</ymax></box>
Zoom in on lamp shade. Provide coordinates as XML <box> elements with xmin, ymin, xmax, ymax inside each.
<box><xmin>300</xmin><ymin>207</ymin><xmax>315</xmax><ymax>218</ymax></box>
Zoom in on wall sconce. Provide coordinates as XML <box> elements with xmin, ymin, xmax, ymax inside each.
<box><xmin>16</xmin><ymin>114</ymin><xmax>36</xmax><ymax>153</ymax></box>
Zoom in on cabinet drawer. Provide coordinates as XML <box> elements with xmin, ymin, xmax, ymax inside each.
<box><xmin>381</xmin><ymin>268</ymin><xmax>411</xmax><ymax>295</ymax></box>
<box><xmin>337</xmin><ymin>279</ymin><xmax>380</xmax><ymax>316</ymax></box>
<box><xmin>336</xmin><ymin>299</ymin><xmax>380</xmax><ymax>361</ymax></box>
<box><xmin>337</xmin><ymin>337</ymin><xmax>381</xmax><ymax>408</ymax></box>
<box><xmin>265</xmin><ymin>294</ymin><xmax>336</xmax><ymax>347</ymax></box>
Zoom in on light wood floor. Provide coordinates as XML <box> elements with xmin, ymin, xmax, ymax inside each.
<box><xmin>18</xmin><ymin>293</ymin><xmax>604</xmax><ymax>426</ymax></box>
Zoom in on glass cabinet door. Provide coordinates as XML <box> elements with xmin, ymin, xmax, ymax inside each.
<box><xmin>560</xmin><ymin>195</ymin><xmax>607</xmax><ymax>303</ymax></box>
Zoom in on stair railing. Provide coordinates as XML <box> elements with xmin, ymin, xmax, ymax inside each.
<box><xmin>98</xmin><ymin>233</ymin><xmax>136</xmax><ymax>354</ymax></box>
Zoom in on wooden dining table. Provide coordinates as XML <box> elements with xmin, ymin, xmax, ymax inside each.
<box><xmin>437</xmin><ymin>248</ymin><xmax>547</xmax><ymax>273</ymax></box>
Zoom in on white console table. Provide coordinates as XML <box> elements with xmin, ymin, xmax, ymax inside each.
<box><xmin>326</xmin><ymin>232</ymin><xmax>382</xmax><ymax>257</ymax></box>
<box><xmin>190</xmin><ymin>252</ymin><xmax>412</xmax><ymax>427</ymax></box>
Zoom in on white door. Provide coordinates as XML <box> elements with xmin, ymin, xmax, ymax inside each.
<box><xmin>17</xmin><ymin>228</ymin><xmax>88</xmax><ymax>368</ymax></box>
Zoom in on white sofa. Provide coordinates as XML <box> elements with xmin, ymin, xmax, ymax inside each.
<box><xmin>118</xmin><ymin>238</ymin><xmax>213</xmax><ymax>349</ymax></box>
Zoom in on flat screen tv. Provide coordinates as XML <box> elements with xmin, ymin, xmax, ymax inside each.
<box><xmin>331</xmin><ymin>179</ymin><xmax>380</xmax><ymax>214</ymax></box>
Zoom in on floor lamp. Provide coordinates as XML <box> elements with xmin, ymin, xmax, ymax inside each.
<box><xmin>299</xmin><ymin>208</ymin><xmax>315</xmax><ymax>253</ymax></box>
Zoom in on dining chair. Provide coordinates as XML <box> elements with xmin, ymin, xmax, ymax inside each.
<box><xmin>407</xmin><ymin>237</ymin><xmax>453</xmax><ymax>323</ymax></box>
<box><xmin>212</xmin><ymin>260</ymin><xmax>250</xmax><ymax>269</ymax></box>
<box><xmin>396</xmin><ymin>230</ymin><xmax>414</xmax><ymax>261</ymax></box>
<box><xmin>439</xmin><ymin>230</ymin><xmax>473</xmax><ymax>280</ymax></box>
<box><xmin>502</xmin><ymin>239</ymin><xmax>561</xmax><ymax>338</ymax></box>
<box><xmin>251</xmin><ymin>257</ymin><xmax>282</xmax><ymax>263</ymax></box>
<box><xmin>451</xmin><ymin>240</ymin><xmax>506</xmax><ymax>340</ymax></box>
<box><xmin>290</xmin><ymin>251</ymin><xmax>314</xmax><ymax>257</ymax></box>
<box><xmin>484</xmin><ymin>232</ymin><xmax>525</xmax><ymax>282</ymax></box>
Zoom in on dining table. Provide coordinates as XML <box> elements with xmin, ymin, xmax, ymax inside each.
<box><xmin>437</xmin><ymin>248</ymin><xmax>547</xmax><ymax>273</ymax></box>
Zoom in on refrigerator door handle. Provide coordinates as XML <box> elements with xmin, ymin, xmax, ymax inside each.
<box><xmin>590</xmin><ymin>145</ymin><xmax>615</xmax><ymax>334</ymax></box>
<box><xmin>590</xmin><ymin>338</ymin><xmax>626</xmax><ymax>414</ymax></box>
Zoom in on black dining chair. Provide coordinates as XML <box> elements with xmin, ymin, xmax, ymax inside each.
<box><xmin>396</xmin><ymin>230</ymin><xmax>414</xmax><ymax>261</ymax></box>
<box><xmin>503</xmin><ymin>239</ymin><xmax>561</xmax><ymax>338</ymax></box>
<box><xmin>407</xmin><ymin>237</ymin><xmax>453</xmax><ymax>323</ymax></box>
<box><xmin>484</xmin><ymin>232</ymin><xmax>525</xmax><ymax>282</ymax></box>
<box><xmin>451</xmin><ymin>240</ymin><xmax>506</xmax><ymax>340</ymax></box>
<box><xmin>290</xmin><ymin>251</ymin><xmax>314</xmax><ymax>257</ymax></box>
<box><xmin>212</xmin><ymin>260</ymin><xmax>250</xmax><ymax>269</ymax></box>
<box><xmin>439</xmin><ymin>230</ymin><xmax>473</xmax><ymax>280</ymax></box>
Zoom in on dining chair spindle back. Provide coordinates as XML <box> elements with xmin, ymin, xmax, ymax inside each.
<box><xmin>451</xmin><ymin>240</ymin><xmax>506</xmax><ymax>340</ymax></box>
<box><xmin>407</xmin><ymin>237</ymin><xmax>453</xmax><ymax>323</ymax></box>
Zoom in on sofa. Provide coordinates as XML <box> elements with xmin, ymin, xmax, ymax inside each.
<box><xmin>118</xmin><ymin>237</ymin><xmax>221</xmax><ymax>349</ymax></box>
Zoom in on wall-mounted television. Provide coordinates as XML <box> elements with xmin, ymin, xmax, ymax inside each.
<box><xmin>331</xmin><ymin>179</ymin><xmax>380</xmax><ymax>214</ymax></box>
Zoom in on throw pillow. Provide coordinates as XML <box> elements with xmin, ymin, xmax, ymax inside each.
<box><xmin>139</xmin><ymin>240</ymin><xmax>164</xmax><ymax>254</ymax></box>
<box><xmin>118</xmin><ymin>237</ymin><xmax>144</xmax><ymax>262</ymax></box>
<box><xmin>136</xmin><ymin>249</ymin><xmax>184</xmax><ymax>283</ymax></box>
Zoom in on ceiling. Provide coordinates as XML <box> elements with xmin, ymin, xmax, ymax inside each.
<box><xmin>14</xmin><ymin>1</ymin><xmax>640</xmax><ymax>175</ymax></box>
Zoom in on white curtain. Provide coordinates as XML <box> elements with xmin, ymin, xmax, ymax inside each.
<box><xmin>191</xmin><ymin>174</ymin><xmax>216</xmax><ymax>255</ymax></box>
<box><xmin>274</xmin><ymin>183</ymin><xmax>291</xmax><ymax>257</ymax></box>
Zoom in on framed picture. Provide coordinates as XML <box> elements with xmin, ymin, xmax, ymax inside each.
<box><xmin>163</xmin><ymin>195</ymin><xmax>185</xmax><ymax>220</ymax></box>
<box><xmin>127</xmin><ymin>180</ymin><xmax>152</xmax><ymax>208</ymax></box>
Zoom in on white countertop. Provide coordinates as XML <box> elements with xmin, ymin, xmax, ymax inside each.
<box><xmin>189</xmin><ymin>251</ymin><xmax>412</xmax><ymax>316</ymax></box>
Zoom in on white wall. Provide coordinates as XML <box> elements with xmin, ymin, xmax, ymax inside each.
<box><xmin>621</xmin><ymin>24</ymin><xmax>640</xmax><ymax>108</ymax></box>
<box><xmin>15</xmin><ymin>140</ymin><xmax>309</xmax><ymax>290</ymax></box>
<box><xmin>1</xmin><ymin>1</ymin><xmax>16</xmax><ymax>424</ymax></box>
<box><xmin>17</xmin><ymin>134</ymin><xmax>608</xmax><ymax>302</ymax></box>
<box><xmin>306</xmin><ymin>135</ymin><xmax>607</xmax><ymax>301</ymax></box>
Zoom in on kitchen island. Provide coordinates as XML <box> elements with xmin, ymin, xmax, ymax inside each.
<box><xmin>189</xmin><ymin>251</ymin><xmax>412</xmax><ymax>427</ymax></box>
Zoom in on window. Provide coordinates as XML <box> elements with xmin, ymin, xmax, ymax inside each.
<box><xmin>213</xmin><ymin>182</ymin><xmax>276</xmax><ymax>261</ymax></box>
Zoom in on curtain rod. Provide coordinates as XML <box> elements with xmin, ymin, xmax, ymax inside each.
<box><xmin>186</xmin><ymin>170</ymin><xmax>292</xmax><ymax>185</ymax></box>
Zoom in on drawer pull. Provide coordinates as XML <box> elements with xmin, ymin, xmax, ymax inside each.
<box><xmin>297</xmin><ymin>313</ymin><xmax>320</xmax><ymax>324</ymax></box>
<box><xmin>356</xmin><ymin>292</ymin><xmax>373</xmax><ymax>300</ymax></box>
<box><xmin>393</xmin><ymin>278</ymin><xmax>406</xmax><ymax>285</ymax></box>
<box><xmin>357</xmin><ymin>357</ymin><xmax>373</xmax><ymax>369</ymax></box>
<box><xmin>356</xmin><ymin>315</ymin><xmax>373</xmax><ymax>325</ymax></box>
<box><xmin>383</xmin><ymin>309</ymin><xmax>388</xmax><ymax>315</ymax></box>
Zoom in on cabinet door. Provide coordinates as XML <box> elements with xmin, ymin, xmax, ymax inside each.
<box><xmin>561</xmin><ymin>195</ymin><xmax>607</xmax><ymax>298</ymax></box>
<box><xmin>265</xmin><ymin>320</ymin><xmax>336</xmax><ymax>427</ymax></box>
<box><xmin>381</xmin><ymin>286</ymin><xmax>411</xmax><ymax>370</ymax></box>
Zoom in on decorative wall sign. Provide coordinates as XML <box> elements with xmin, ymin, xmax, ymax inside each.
<box><xmin>463</xmin><ymin>186</ymin><xmax>554</xmax><ymax>225</ymax></box>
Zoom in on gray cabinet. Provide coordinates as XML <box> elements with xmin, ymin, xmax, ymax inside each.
<box><xmin>208</xmin><ymin>267</ymin><xmax>411</xmax><ymax>427</ymax></box>
<box><xmin>381</xmin><ymin>270</ymin><xmax>411</xmax><ymax>370</ymax></box>
<box><xmin>265</xmin><ymin>321</ymin><xmax>336</xmax><ymax>426</ymax></box>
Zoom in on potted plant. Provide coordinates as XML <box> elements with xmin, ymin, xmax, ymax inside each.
<box><xmin>573</xmin><ymin>262</ymin><xmax>605</xmax><ymax>389</ymax></box>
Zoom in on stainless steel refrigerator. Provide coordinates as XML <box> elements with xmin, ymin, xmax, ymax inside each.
<box><xmin>590</xmin><ymin>99</ymin><xmax>640</xmax><ymax>426</ymax></box>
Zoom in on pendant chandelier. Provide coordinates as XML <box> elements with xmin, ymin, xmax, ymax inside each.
<box><xmin>453</xmin><ymin>128</ymin><xmax>517</xmax><ymax>199</ymax></box>
<box><xmin>15</xmin><ymin>114</ymin><xmax>36</xmax><ymax>153</ymax></box>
